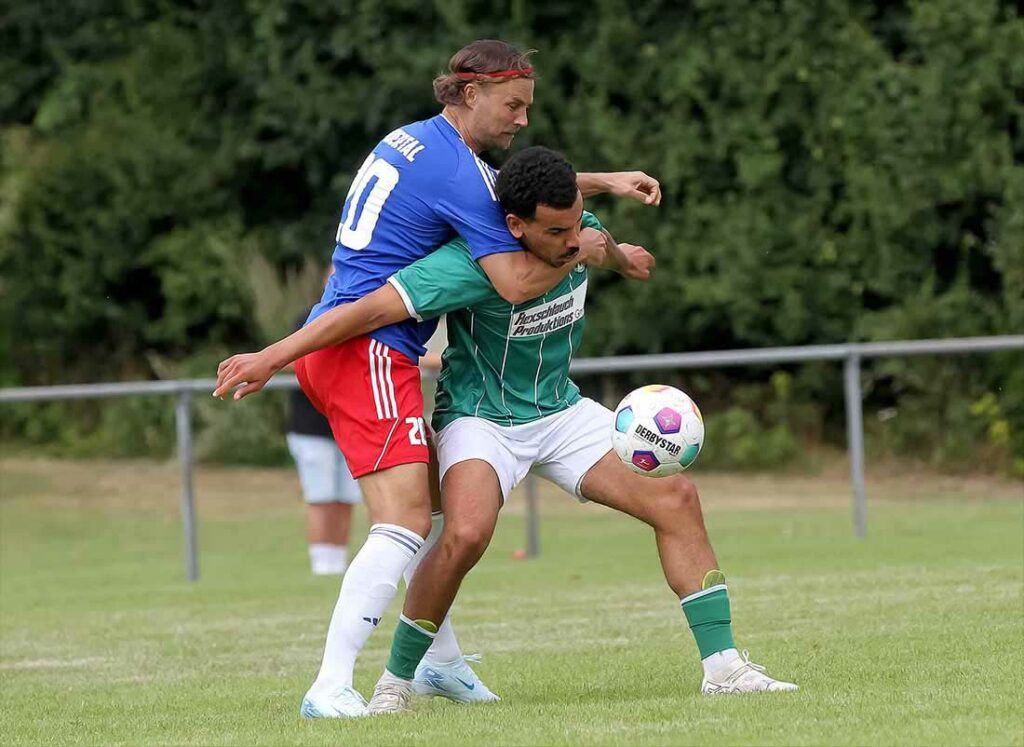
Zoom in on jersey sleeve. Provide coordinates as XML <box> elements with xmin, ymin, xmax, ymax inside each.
<box><xmin>581</xmin><ymin>210</ymin><xmax>603</xmax><ymax>231</ymax></box>
<box><xmin>388</xmin><ymin>241</ymin><xmax>495</xmax><ymax>321</ymax></box>
<box><xmin>433</xmin><ymin>155</ymin><xmax>522</xmax><ymax>260</ymax></box>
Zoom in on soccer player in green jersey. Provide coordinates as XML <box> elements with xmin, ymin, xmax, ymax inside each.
<box><xmin>216</xmin><ymin>147</ymin><xmax>798</xmax><ymax>706</ymax></box>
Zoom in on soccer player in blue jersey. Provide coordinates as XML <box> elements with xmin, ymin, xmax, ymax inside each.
<box><xmin>216</xmin><ymin>40</ymin><xmax>661</xmax><ymax>718</ymax></box>
<box><xmin>218</xmin><ymin>146</ymin><xmax>797</xmax><ymax>711</ymax></box>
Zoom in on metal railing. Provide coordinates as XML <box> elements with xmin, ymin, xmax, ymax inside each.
<box><xmin>2</xmin><ymin>335</ymin><xmax>1021</xmax><ymax>581</ymax></box>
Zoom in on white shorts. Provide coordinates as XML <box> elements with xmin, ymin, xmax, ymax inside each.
<box><xmin>434</xmin><ymin>398</ymin><xmax>614</xmax><ymax>502</ymax></box>
<box><xmin>285</xmin><ymin>433</ymin><xmax>362</xmax><ymax>505</ymax></box>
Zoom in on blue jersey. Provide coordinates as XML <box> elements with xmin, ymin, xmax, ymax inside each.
<box><xmin>308</xmin><ymin>114</ymin><xmax>522</xmax><ymax>362</ymax></box>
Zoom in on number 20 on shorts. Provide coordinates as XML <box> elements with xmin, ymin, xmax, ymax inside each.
<box><xmin>405</xmin><ymin>417</ymin><xmax>427</xmax><ymax>446</ymax></box>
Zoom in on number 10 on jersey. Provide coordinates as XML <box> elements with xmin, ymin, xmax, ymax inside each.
<box><xmin>336</xmin><ymin>155</ymin><xmax>400</xmax><ymax>250</ymax></box>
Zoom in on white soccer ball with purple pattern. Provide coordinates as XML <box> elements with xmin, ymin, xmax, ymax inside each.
<box><xmin>611</xmin><ymin>385</ymin><xmax>705</xmax><ymax>477</ymax></box>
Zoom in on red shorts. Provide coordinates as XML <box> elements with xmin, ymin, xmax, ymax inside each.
<box><xmin>295</xmin><ymin>336</ymin><xmax>429</xmax><ymax>478</ymax></box>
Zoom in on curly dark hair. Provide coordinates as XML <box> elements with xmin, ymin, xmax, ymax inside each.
<box><xmin>495</xmin><ymin>146</ymin><xmax>578</xmax><ymax>219</ymax></box>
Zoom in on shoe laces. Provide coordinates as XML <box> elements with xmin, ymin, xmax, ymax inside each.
<box><xmin>427</xmin><ymin>652</ymin><xmax>482</xmax><ymax>671</ymax></box>
<box><xmin>370</xmin><ymin>678</ymin><xmax>412</xmax><ymax>712</ymax></box>
<box><xmin>450</xmin><ymin>653</ymin><xmax>486</xmax><ymax>678</ymax></box>
<box><xmin>725</xmin><ymin>650</ymin><xmax>769</xmax><ymax>684</ymax></box>
<box><xmin>739</xmin><ymin>650</ymin><xmax>766</xmax><ymax>673</ymax></box>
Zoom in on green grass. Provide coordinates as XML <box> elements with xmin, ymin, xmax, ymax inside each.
<box><xmin>1</xmin><ymin>459</ymin><xmax>1022</xmax><ymax>746</ymax></box>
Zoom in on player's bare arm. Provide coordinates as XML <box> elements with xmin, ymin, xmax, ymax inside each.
<box><xmin>216</xmin><ymin>226</ymin><xmax>633</xmax><ymax>401</ymax></box>
<box><xmin>577</xmin><ymin>171</ymin><xmax>662</xmax><ymax>205</ymax></box>
<box><xmin>213</xmin><ymin>285</ymin><xmax>410</xmax><ymax>400</ymax></box>
<box><xmin>216</xmin><ymin>225</ymin><xmax>628</xmax><ymax>401</ymax></box>
<box><xmin>477</xmin><ymin>247</ymin><xmax>575</xmax><ymax>304</ymax></box>
<box><xmin>595</xmin><ymin>228</ymin><xmax>656</xmax><ymax>280</ymax></box>
<box><xmin>216</xmin><ymin>224</ymin><xmax>602</xmax><ymax>399</ymax></box>
<box><xmin>477</xmin><ymin>227</ymin><xmax>606</xmax><ymax>303</ymax></box>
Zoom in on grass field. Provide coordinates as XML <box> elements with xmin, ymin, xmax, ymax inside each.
<box><xmin>1</xmin><ymin>457</ymin><xmax>1022</xmax><ymax>746</ymax></box>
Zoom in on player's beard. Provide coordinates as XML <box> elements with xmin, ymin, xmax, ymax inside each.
<box><xmin>494</xmin><ymin>129</ymin><xmax>519</xmax><ymax>150</ymax></box>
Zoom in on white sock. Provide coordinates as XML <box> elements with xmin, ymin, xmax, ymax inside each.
<box><xmin>702</xmin><ymin>647</ymin><xmax>741</xmax><ymax>679</ymax></box>
<box><xmin>312</xmin><ymin>523</ymin><xmax>425</xmax><ymax>691</ymax></box>
<box><xmin>425</xmin><ymin>613</ymin><xmax>462</xmax><ymax>663</ymax></box>
<box><xmin>403</xmin><ymin>513</ymin><xmax>464</xmax><ymax>663</ymax></box>
<box><xmin>308</xmin><ymin>543</ymin><xmax>348</xmax><ymax>576</ymax></box>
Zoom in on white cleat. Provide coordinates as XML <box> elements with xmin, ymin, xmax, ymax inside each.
<box><xmin>701</xmin><ymin>650</ymin><xmax>799</xmax><ymax>695</ymax></box>
<box><xmin>413</xmin><ymin>653</ymin><xmax>500</xmax><ymax>704</ymax></box>
<box><xmin>299</xmin><ymin>685</ymin><xmax>368</xmax><ymax>718</ymax></box>
<box><xmin>366</xmin><ymin>669</ymin><xmax>414</xmax><ymax>715</ymax></box>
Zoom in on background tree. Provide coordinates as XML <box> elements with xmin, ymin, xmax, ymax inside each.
<box><xmin>2</xmin><ymin>0</ymin><xmax>1020</xmax><ymax>470</ymax></box>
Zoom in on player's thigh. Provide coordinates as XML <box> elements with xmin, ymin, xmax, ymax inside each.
<box><xmin>579</xmin><ymin>451</ymin><xmax>698</xmax><ymax>526</ymax></box>
<box><xmin>434</xmin><ymin>417</ymin><xmax>531</xmax><ymax>505</ymax></box>
<box><xmin>303</xmin><ymin>337</ymin><xmax>432</xmax><ymax>533</ymax></box>
<box><xmin>358</xmin><ymin>462</ymin><xmax>431</xmax><ymax>534</ymax></box>
<box><xmin>433</xmin><ymin>418</ymin><xmax>513</xmax><ymax>560</ymax></box>
<box><xmin>439</xmin><ymin>460</ymin><xmax>502</xmax><ymax>557</ymax></box>
<box><xmin>532</xmin><ymin>398</ymin><xmax>615</xmax><ymax>500</ymax></box>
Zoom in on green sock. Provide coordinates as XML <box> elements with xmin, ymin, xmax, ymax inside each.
<box><xmin>681</xmin><ymin>578</ymin><xmax>736</xmax><ymax>659</ymax></box>
<box><xmin>386</xmin><ymin>615</ymin><xmax>437</xmax><ymax>680</ymax></box>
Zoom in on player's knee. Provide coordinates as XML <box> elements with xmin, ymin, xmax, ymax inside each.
<box><xmin>381</xmin><ymin>512</ymin><xmax>431</xmax><ymax>539</ymax></box>
<box><xmin>443</xmin><ymin>521</ymin><xmax>492</xmax><ymax>566</ymax></box>
<box><xmin>655</xmin><ymin>475</ymin><xmax>701</xmax><ymax>519</ymax></box>
<box><xmin>366</xmin><ymin>503</ymin><xmax>432</xmax><ymax>538</ymax></box>
<box><xmin>677</xmin><ymin>475</ymin><xmax>700</xmax><ymax>504</ymax></box>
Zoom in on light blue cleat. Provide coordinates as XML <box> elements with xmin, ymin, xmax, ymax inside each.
<box><xmin>299</xmin><ymin>685</ymin><xmax>369</xmax><ymax>718</ymax></box>
<box><xmin>412</xmin><ymin>654</ymin><xmax>500</xmax><ymax>704</ymax></box>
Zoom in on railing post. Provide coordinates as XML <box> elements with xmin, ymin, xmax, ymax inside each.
<box><xmin>175</xmin><ymin>390</ymin><xmax>199</xmax><ymax>581</ymax></box>
<box><xmin>525</xmin><ymin>474</ymin><xmax>540</xmax><ymax>557</ymax></box>
<box><xmin>843</xmin><ymin>353</ymin><xmax>867</xmax><ymax>538</ymax></box>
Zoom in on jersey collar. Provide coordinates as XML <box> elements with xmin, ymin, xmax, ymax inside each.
<box><xmin>437</xmin><ymin>112</ymin><xmax>465</xmax><ymax>143</ymax></box>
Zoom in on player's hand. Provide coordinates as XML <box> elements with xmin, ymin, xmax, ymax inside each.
<box><xmin>605</xmin><ymin>171</ymin><xmax>661</xmax><ymax>206</ymax></box>
<box><xmin>614</xmin><ymin>243</ymin><xmax>655</xmax><ymax>280</ymax></box>
<box><xmin>213</xmin><ymin>351</ymin><xmax>280</xmax><ymax>400</ymax></box>
<box><xmin>578</xmin><ymin>227</ymin><xmax>608</xmax><ymax>266</ymax></box>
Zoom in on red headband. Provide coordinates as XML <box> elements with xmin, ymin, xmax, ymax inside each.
<box><xmin>454</xmin><ymin>68</ymin><xmax>533</xmax><ymax>80</ymax></box>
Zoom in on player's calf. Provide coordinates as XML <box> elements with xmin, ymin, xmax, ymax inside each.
<box><xmin>617</xmin><ymin>472</ymin><xmax>718</xmax><ymax>598</ymax></box>
<box><xmin>646</xmin><ymin>481</ymin><xmax>799</xmax><ymax>693</ymax></box>
<box><xmin>679</xmin><ymin>571</ymin><xmax>797</xmax><ymax>694</ymax></box>
<box><xmin>580</xmin><ymin>452</ymin><xmax>798</xmax><ymax>694</ymax></box>
<box><xmin>368</xmin><ymin>462</ymin><xmax>504</xmax><ymax>714</ymax></box>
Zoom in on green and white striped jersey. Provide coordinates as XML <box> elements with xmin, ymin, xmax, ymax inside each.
<box><xmin>389</xmin><ymin>211</ymin><xmax>603</xmax><ymax>431</ymax></box>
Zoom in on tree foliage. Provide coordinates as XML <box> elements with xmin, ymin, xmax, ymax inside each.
<box><xmin>1</xmin><ymin>0</ymin><xmax>1021</xmax><ymax>468</ymax></box>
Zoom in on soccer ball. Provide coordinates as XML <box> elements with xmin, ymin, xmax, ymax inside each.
<box><xmin>611</xmin><ymin>385</ymin><xmax>705</xmax><ymax>477</ymax></box>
